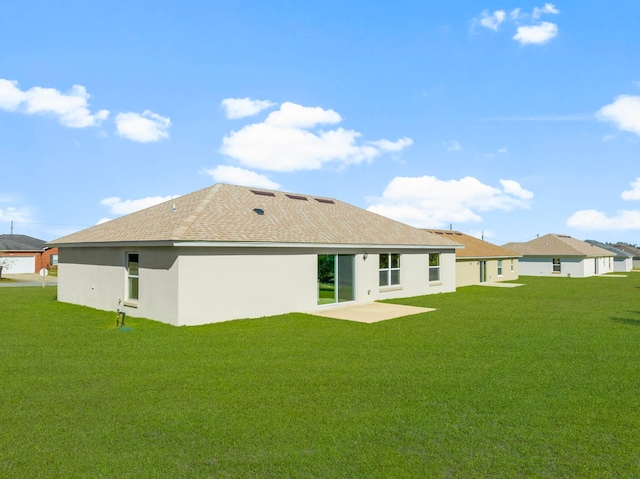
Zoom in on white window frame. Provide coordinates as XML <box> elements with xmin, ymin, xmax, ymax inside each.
<box><xmin>429</xmin><ymin>253</ymin><xmax>440</xmax><ymax>282</ymax></box>
<box><xmin>379</xmin><ymin>253</ymin><xmax>401</xmax><ymax>287</ymax></box>
<box><xmin>497</xmin><ymin>259</ymin><xmax>503</xmax><ymax>277</ymax></box>
<box><xmin>552</xmin><ymin>258</ymin><xmax>561</xmax><ymax>273</ymax></box>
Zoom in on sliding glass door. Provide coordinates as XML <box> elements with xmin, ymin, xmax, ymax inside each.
<box><xmin>317</xmin><ymin>254</ymin><xmax>355</xmax><ymax>305</ymax></box>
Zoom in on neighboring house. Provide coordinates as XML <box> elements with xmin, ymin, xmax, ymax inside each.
<box><xmin>610</xmin><ymin>243</ymin><xmax>640</xmax><ymax>269</ymax></box>
<box><xmin>424</xmin><ymin>229</ymin><xmax>520</xmax><ymax>287</ymax></box>
<box><xmin>503</xmin><ymin>234</ymin><xmax>614</xmax><ymax>278</ymax></box>
<box><xmin>0</xmin><ymin>234</ymin><xmax>58</xmax><ymax>274</ymax></box>
<box><xmin>49</xmin><ymin>184</ymin><xmax>463</xmax><ymax>326</ymax></box>
<box><xmin>585</xmin><ymin>240</ymin><xmax>633</xmax><ymax>272</ymax></box>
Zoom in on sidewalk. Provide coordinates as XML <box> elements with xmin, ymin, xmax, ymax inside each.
<box><xmin>0</xmin><ymin>273</ymin><xmax>58</xmax><ymax>287</ymax></box>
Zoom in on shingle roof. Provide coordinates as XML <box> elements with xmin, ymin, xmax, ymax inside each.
<box><xmin>423</xmin><ymin>229</ymin><xmax>520</xmax><ymax>259</ymax></box>
<box><xmin>0</xmin><ymin>234</ymin><xmax>46</xmax><ymax>251</ymax></box>
<box><xmin>611</xmin><ymin>243</ymin><xmax>640</xmax><ymax>258</ymax></box>
<box><xmin>50</xmin><ymin>184</ymin><xmax>463</xmax><ymax>248</ymax></box>
<box><xmin>503</xmin><ymin>234</ymin><xmax>613</xmax><ymax>257</ymax></box>
<box><xmin>584</xmin><ymin>240</ymin><xmax>633</xmax><ymax>258</ymax></box>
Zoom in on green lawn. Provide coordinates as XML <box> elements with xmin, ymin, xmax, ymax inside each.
<box><xmin>2</xmin><ymin>275</ymin><xmax>640</xmax><ymax>478</ymax></box>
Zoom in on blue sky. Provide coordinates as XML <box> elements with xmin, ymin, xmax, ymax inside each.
<box><xmin>2</xmin><ymin>1</ymin><xmax>640</xmax><ymax>245</ymax></box>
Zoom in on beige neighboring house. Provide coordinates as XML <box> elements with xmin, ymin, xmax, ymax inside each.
<box><xmin>49</xmin><ymin>184</ymin><xmax>463</xmax><ymax>326</ymax></box>
<box><xmin>503</xmin><ymin>234</ymin><xmax>614</xmax><ymax>278</ymax></box>
<box><xmin>424</xmin><ymin>230</ymin><xmax>520</xmax><ymax>287</ymax></box>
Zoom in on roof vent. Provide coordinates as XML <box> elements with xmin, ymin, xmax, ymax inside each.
<box><xmin>253</xmin><ymin>208</ymin><xmax>265</xmax><ymax>215</ymax></box>
<box><xmin>286</xmin><ymin>194</ymin><xmax>308</xmax><ymax>201</ymax></box>
<box><xmin>315</xmin><ymin>198</ymin><xmax>335</xmax><ymax>204</ymax></box>
<box><xmin>251</xmin><ymin>190</ymin><xmax>276</xmax><ymax>197</ymax></box>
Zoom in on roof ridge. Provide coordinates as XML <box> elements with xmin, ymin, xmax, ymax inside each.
<box><xmin>170</xmin><ymin>184</ymin><xmax>221</xmax><ymax>240</ymax></box>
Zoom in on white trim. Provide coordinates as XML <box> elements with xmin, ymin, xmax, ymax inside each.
<box><xmin>51</xmin><ymin>240</ymin><xmax>462</xmax><ymax>250</ymax></box>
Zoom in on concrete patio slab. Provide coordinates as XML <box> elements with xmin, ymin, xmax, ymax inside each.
<box><xmin>311</xmin><ymin>302</ymin><xmax>435</xmax><ymax>323</ymax></box>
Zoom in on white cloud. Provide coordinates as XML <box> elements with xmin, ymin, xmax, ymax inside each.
<box><xmin>444</xmin><ymin>140</ymin><xmax>462</xmax><ymax>151</ymax></box>
<box><xmin>367</xmin><ymin>175</ymin><xmax>533</xmax><ymax>228</ymax></box>
<box><xmin>513</xmin><ymin>22</ymin><xmax>558</xmax><ymax>45</ymax></box>
<box><xmin>220</xmin><ymin>101</ymin><xmax>412</xmax><ymax>172</ymax></box>
<box><xmin>221</xmin><ymin>98</ymin><xmax>275</xmax><ymax>119</ymax></box>
<box><xmin>115</xmin><ymin>110</ymin><xmax>171</xmax><ymax>143</ymax></box>
<box><xmin>567</xmin><ymin>209</ymin><xmax>640</xmax><ymax>231</ymax></box>
<box><xmin>100</xmin><ymin>195</ymin><xmax>179</xmax><ymax>215</ymax></box>
<box><xmin>371</xmin><ymin>137</ymin><xmax>414</xmax><ymax>152</ymax></box>
<box><xmin>499</xmin><ymin>179</ymin><xmax>534</xmax><ymax>199</ymax></box>
<box><xmin>597</xmin><ymin>95</ymin><xmax>640</xmax><ymax>136</ymax></box>
<box><xmin>533</xmin><ymin>3</ymin><xmax>559</xmax><ymax>19</ymax></box>
<box><xmin>478</xmin><ymin>10</ymin><xmax>507</xmax><ymax>30</ymax></box>
<box><xmin>204</xmin><ymin>165</ymin><xmax>280</xmax><ymax>190</ymax></box>
<box><xmin>0</xmin><ymin>205</ymin><xmax>31</xmax><ymax>224</ymax></box>
<box><xmin>0</xmin><ymin>79</ymin><xmax>109</xmax><ymax>127</ymax></box>
<box><xmin>474</xmin><ymin>5</ymin><xmax>559</xmax><ymax>45</ymax></box>
<box><xmin>262</xmin><ymin>102</ymin><xmax>341</xmax><ymax>128</ymax></box>
<box><xmin>621</xmin><ymin>178</ymin><xmax>640</xmax><ymax>201</ymax></box>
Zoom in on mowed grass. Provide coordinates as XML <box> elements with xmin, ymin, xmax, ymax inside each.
<box><xmin>2</xmin><ymin>275</ymin><xmax>640</xmax><ymax>478</ymax></box>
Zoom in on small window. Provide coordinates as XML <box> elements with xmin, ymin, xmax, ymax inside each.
<box><xmin>510</xmin><ymin>259</ymin><xmax>514</xmax><ymax>273</ymax></box>
<box><xmin>379</xmin><ymin>253</ymin><xmax>401</xmax><ymax>287</ymax></box>
<box><xmin>429</xmin><ymin>253</ymin><xmax>440</xmax><ymax>282</ymax></box>
<box><xmin>51</xmin><ymin>254</ymin><xmax>59</xmax><ymax>266</ymax></box>
<box><xmin>127</xmin><ymin>253</ymin><xmax>139</xmax><ymax>301</ymax></box>
<box><xmin>497</xmin><ymin>259</ymin><xmax>503</xmax><ymax>276</ymax></box>
<box><xmin>552</xmin><ymin>258</ymin><xmax>561</xmax><ymax>273</ymax></box>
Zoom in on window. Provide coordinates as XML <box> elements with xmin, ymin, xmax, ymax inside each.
<box><xmin>127</xmin><ymin>253</ymin><xmax>139</xmax><ymax>301</ymax></box>
<box><xmin>497</xmin><ymin>259</ymin><xmax>503</xmax><ymax>276</ymax></box>
<box><xmin>51</xmin><ymin>254</ymin><xmax>59</xmax><ymax>266</ymax></box>
<box><xmin>510</xmin><ymin>260</ymin><xmax>514</xmax><ymax>273</ymax></box>
<box><xmin>379</xmin><ymin>253</ymin><xmax>401</xmax><ymax>287</ymax></box>
<box><xmin>429</xmin><ymin>253</ymin><xmax>440</xmax><ymax>282</ymax></box>
<box><xmin>552</xmin><ymin>258</ymin><xmax>561</xmax><ymax>273</ymax></box>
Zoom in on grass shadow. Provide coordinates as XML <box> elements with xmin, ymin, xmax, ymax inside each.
<box><xmin>611</xmin><ymin>310</ymin><xmax>640</xmax><ymax>326</ymax></box>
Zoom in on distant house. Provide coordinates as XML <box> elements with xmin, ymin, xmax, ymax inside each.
<box><xmin>0</xmin><ymin>234</ymin><xmax>58</xmax><ymax>274</ymax></box>
<box><xmin>503</xmin><ymin>234</ymin><xmax>614</xmax><ymax>278</ymax></box>
<box><xmin>585</xmin><ymin>240</ymin><xmax>633</xmax><ymax>272</ymax></box>
<box><xmin>611</xmin><ymin>243</ymin><xmax>640</xmax><ymax>269</ymax></box>
<box><xmin>49</xmin><ymin>184</ymin><xmax>463</xmax><ymax>326</ymax></box>
<box><xmin>424</xmin><ymin>229</ymin><xmax>520</xmax><ymax>287</ymax></box>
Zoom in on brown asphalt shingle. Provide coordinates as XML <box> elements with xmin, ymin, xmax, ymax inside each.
<box><xmin>424</xmin><ymin>229</ymin><xmax>520</xmax><ymax>258</ymax></box>
<box><xmin>50</xmin><ymin>184</ymin><xmax>463</xmax><ymax>248</ymax></box>
<box><xmin>503</xmin><ymin>234</ymin><xmax>613</xmax><ymax>257</ymax></box>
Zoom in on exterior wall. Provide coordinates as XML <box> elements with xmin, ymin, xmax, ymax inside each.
<box><xmin>518</xmin><ymin>256</ymin><xmax>614</xmax><ymax>277</ymax></box>
<box><xmin>613</xmin><ymin>257</ymin><xmax>633</xmax><ymax>272</ymax></box>
<box><xmin>175</xmin><ymin>247</ymin><xmax>456</xmax><ymax>326</ymax></box>
<box><xmin>58</xmin><ymin>245</ymin><xmax>457</xmax><ymax>326</ymax></box>
<box><xmin>369</xmin><ymin>249</ymin><xmax>456</xmax><ymax>302</ymax></box>
<box><xmin>634</xmin><ymin>259</ymin><xmax>640</xmax><ymax>269</ymax></box>
<box><xmin>455</xmin><ymin>258</ymin><xmax>519</xmax><ymax>287</ymax></box>
<box><xmin>57</xmin><ymin>247</ymin><xmax>180</xmax><ymax>324</ymax></box>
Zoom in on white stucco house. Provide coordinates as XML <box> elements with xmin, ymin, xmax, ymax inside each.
<box><xmin>425</xmin><ymin>229</ymin><xmax>520</xmax><ymax>287</ymax></box>
<box><xmin>611</xmin><ymin>242</ymin><xmax>640</xmax><ymax>269</ymax></box>
<box><xmin>49</xmin><ymin>184</ymin><xmax>462</xmax><ymax>326</ymax></box>
<box><xmin>585</xmin><ymin>240</ymin><xmax>633</xmax><ymax>272</ymax></box>
<box><xmin>503</xmin><ymin>234</ymin><xmax>614</xmax><ymax>278</ymax></box>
